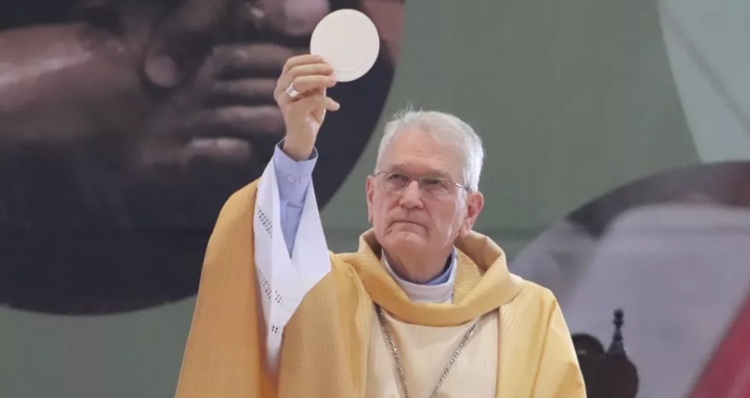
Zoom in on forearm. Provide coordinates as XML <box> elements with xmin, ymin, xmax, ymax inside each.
<box><xmin>272</xmin><ymin>141</ymin><xmax>318</xmax><ymax>254</ymax></box>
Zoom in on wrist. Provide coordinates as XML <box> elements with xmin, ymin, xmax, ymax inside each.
<box><xmin>282</xmin><ymin>139</ymin><xmax>314</xmax><ymax>161</ymax></box>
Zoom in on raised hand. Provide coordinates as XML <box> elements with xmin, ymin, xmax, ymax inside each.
<box><xmin>274</xmin><ymin>54</ymin><xmax>340</xmax><ymax>161</ymax></box>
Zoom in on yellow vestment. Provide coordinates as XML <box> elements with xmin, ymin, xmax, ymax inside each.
<box><xmin>174</xmin><ymin>179</ymin><xmax>586</xmax><ymax>397</ymax></box>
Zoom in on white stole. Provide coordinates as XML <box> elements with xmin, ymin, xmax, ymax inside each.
<box><xmin>252</xmin><ymin>160</ymin><xmax>332</xmax><ymax>369</ymax></box>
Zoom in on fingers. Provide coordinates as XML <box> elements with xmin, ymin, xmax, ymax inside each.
<box><xmin>167</xmin><ymin>106</ymin><xmax>286</xmax><ymax>141</ymax></box>
<box><xmin>143</xmin><ymin>0</ymin><xmax>231</xmax><ymax>87</ymax></box>
<box><xmin>277</xmin><ymin>64</ymin><xmax>335</xmax><ymax>93</ymax></box>
<box><xmin>275</xmin><ymin>61</ymin><xmax>337</xmax><ymax>104</ymax></box>
<box><xmin>281</xmin><ymin>54</ymin><xmax>329</xmax><ymax>76</ymax></box>
<box><xmin>209</xmin><ymin>79</ymin><xmax>277</xmax><ymax>106</ymax></box>
<box><xmin>213</xmin><ymin>44</ymin><xmax>295</xmax><ymax>80</ymax></box>
<box><xmin>277</xmin><ymin>56</ymin><xmax>333</xmax><ymax>86</ymax></box>
<box><xmin>288</xmin><ymin>95</ymin><xmax>341</xmax><ymax>118</ymax></box>
<box><xmin>287</xmin><ymin>74</ymin><xmax>337</xmax><ymax>95</ymax></box>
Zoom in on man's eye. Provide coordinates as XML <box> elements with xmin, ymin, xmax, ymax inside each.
<box><xmin>388</xmin><ymin>173</ymin><xmax>409</xmax><ymax>183</ymax></box>
<box><xmin>423</xmin><ymin>178</ymin><xmax>446</xmax><ymax>187</ymax></box>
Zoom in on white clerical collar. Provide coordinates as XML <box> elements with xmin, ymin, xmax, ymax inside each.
<box><xmin>380</xmin><ymin>249</ymin><xmax>457</xmax><ymax>304</ymax></box>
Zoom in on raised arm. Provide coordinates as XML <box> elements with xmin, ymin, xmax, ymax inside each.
<box><xmin>252</xmin><ymin>55</ymin><xmax>340</xmax><ymax>368</ymax></box>
<box><xmin>268</xmin><ymin>52</ymin><xmax>339</xmax><ymax>254</ymax></box>
<box><xmin>174</xmin><ymin>55</ymin><xmax>341</xmax><ymax>397</ymax></box>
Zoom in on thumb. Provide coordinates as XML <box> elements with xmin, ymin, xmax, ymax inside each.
<box><xmin>143</xmin><ymin>0</ymin><xmax>230</xmax><ymax>88</ymax></box>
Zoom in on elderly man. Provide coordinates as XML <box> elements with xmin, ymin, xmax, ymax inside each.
<box><xmin>175</xmin><ymin>54</ymin><xmax>585</xmax><ymax>398</ymax></box>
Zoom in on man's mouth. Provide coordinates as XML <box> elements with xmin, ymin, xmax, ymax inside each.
<box><xmin>393</xmin><ymin>220</ymin><xmax>424</xmax><ymax>228</ymax></box>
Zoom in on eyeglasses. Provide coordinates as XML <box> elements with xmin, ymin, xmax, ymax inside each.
<box><xmin>373</xmin><ymin>170</ymin><xmax>470</xmax><ymax>198</ymax></box>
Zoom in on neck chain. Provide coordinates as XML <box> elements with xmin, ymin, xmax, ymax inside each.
<box><xmin>375</xmin><ymin>306</ymin><xmax>481</xmax><ymax>398</ymax></box>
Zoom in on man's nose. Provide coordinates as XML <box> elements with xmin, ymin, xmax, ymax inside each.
<box><xmin>260</xmin><ymin>0</ymin><xmax>331</xmax><ymax>37</ymax></box>
<box><xmin>399</xmin><ymin>181</ymin><xmax>423</xmax><ymax>208</ymax></box>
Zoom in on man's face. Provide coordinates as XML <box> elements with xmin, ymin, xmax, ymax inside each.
<box><xmin>366</xmin><ymin>128</ymin><xmax>484</xmax><ymax>256</ymax></box>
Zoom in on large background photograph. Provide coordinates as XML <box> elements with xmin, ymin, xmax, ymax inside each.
<box><xmin>0</xmin><ymin>0</ymin><xmax>403</xmax><ymax>315</ymax></box>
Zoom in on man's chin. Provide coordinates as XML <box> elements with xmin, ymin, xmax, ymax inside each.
<box><xmin>384</xmin><ymin>230</ymin><xmax>428</xmax><ymax>247</ymax></box>
<box><xmin>389</xmin><ymin>221</ymin><xmax>428</xmax><ymax>232</ymax></box>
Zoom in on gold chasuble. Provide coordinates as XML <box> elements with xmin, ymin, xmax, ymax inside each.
<box><xmin>174</xmin><ymin>178</ymin><xmax>586</xmax><ymax>398</ymax></box>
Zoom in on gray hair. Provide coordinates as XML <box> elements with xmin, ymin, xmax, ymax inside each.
<box><xmin>375</xmin><ymin>108</ymin><xmax>485</xmax><ymax>191</ymax></box>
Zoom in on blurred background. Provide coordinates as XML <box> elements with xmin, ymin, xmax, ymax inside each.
<box><xmin>0</xmin><ymin>0</ymin><xmax>748</xmax><ymax>397</ymax></box>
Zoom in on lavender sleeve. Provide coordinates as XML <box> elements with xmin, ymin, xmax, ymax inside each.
<box><xmin>272</xmin><ymin>142</ymin><xmax>318</xmax><ymax>254</ymax></box>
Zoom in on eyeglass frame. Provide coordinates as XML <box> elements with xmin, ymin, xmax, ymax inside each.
<box><xmin>371</xmin><ymin>170</ymin><xmax>471</xmax><ymax>198</ymax></box>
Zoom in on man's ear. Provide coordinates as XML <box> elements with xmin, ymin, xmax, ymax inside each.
<box><xmin>366</xmin><ymin>176</ymin><xmax>375</xmax><ymax>224</ymax></box>
<box><xmin>459</xmin><ymin>191</ymin><xmax>484</xmax><ymax>238</ymax></box>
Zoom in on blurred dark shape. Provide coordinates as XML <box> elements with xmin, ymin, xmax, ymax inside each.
<box><xmin>574</xmin><ymin>309</ymin><xmax>639</xmax><ymax>398</ymax></box>
<box><xmin>568</xmin><ymin>162</ymin><xmax>750</xmax><ymax>237</ymax></box>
